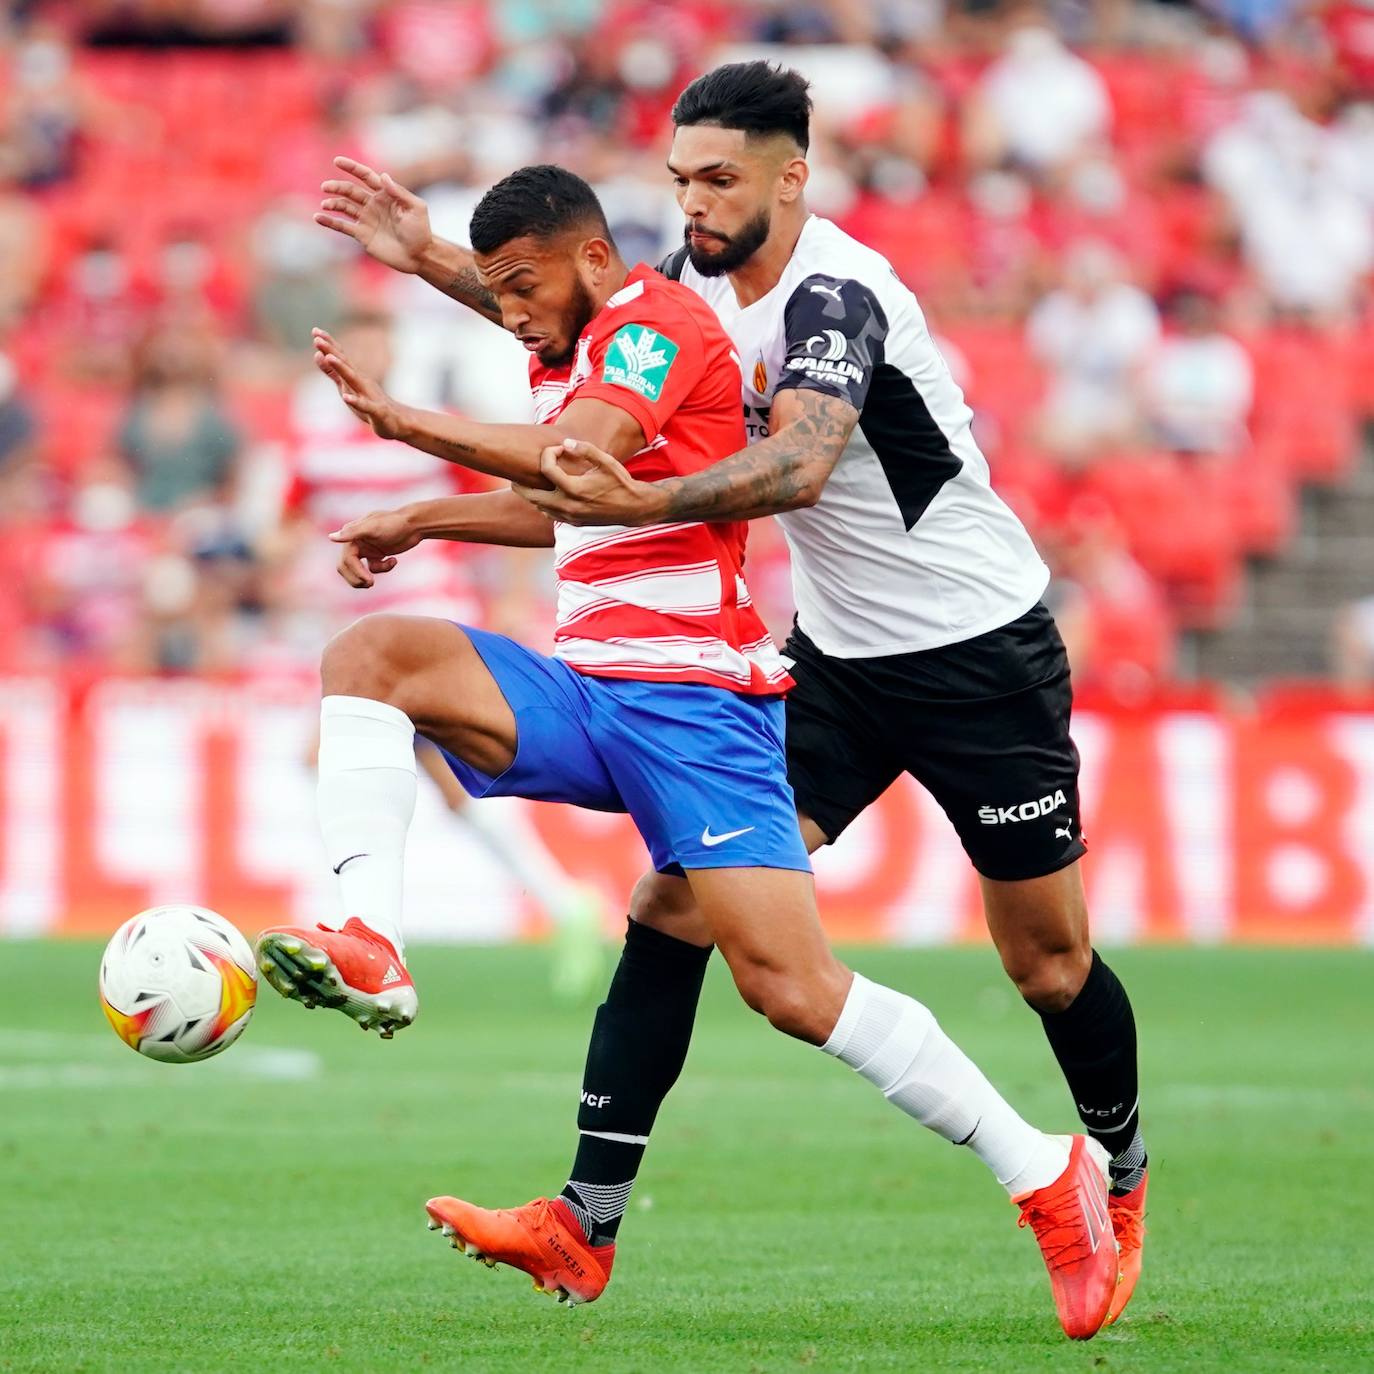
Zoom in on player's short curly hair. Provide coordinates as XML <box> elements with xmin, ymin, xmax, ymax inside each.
<box><xmin>672</xmin><ymin>61</ymin><xmax>812</xmax><ymax>153</ymax></box>
<box><xmin>469</xmin><ymin>164</ymin><xmax>612</xmax><ymax>255</ymax></box>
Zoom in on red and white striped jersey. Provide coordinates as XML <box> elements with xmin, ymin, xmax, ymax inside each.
<box><xmin>282</xmin><ymin>408</ymin><xmax>494</xmax><ymax>623</ymax></box>
<box><xmin>530</xmin><ymin>265</ymin><xmax>791</xmax><ymax>697</ymax></box>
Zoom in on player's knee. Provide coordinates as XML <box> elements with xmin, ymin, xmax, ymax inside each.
<box><xmin>628</xmin><ymin>871</ymin><xmax>712</xmax><ymax>944</ymax></box>
<box><xmin>730</xmin><ymin>962</ymin><xmax>833</xmax><ymax>1044</ymax></box>
<box><xmin>1004</xmin><ymin>941</ymin><xmax>1092</xmax><ymax>1013</ymax></box>
<box><xmin>320</xmin><ymin>614</ymin><xmax>417</xmax><ymax>705</ymax></box>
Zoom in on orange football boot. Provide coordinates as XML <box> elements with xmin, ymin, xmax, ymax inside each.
<box><xmin>1104</xmin><ymin>1171</ymin><xmax>1148</xmax><ymax>1325</ymax></box>
<box><xmin>1015</xmin><ymin>1135</ymin><xmax>1119</xmax><ymax>1340</ymax></box>
<box><xmin>425</xmin><ymin>1196</ymin><xmax>614</xmax><ymax>1307</ymax></box>
<box><xmin>255</xmin><ymin>918</ymin><xmax>416</xmax><ymax>1037</ymax></box>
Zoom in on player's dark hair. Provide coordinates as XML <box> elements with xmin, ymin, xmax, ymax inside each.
<box><xmin>672</xmin><ymin>61</ymin><xmax>812</xmax><ymax>152</ymax></box>
<box><xmin>469</xmin><ymin>165</ymin><xmax>613</xmax><ymax>254</ymax></box>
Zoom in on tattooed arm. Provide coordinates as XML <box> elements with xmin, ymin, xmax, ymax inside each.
<box><xmin>315</xmin><ymin>156</ymin><xmax>505</xmax><ymax>327</ymax></box>
<box><xmin>516</xmin><ymin>390</ymin><xmax>859</xmax><ymax>527</ymax></box>
<box><xmin>415</xmin><ymin>242</ymin><xmax>503</xmax><ymax>326</ymax></box>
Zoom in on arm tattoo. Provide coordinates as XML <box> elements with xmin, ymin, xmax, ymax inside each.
<box><xmin>444</xmin><ymin>265</ymin><xmax>500</xmax><ymax>317</ymax></box>
<box><xmin>428</xmin><ymin>436</ymin><xmax>478</xmax><ymax>461</ymax></box>
<box><xmin>658</xmin><ymin>391</ymin><xmax>858</xmax><ymax>522</ymax></box>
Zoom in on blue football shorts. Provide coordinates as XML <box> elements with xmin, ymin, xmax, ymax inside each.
<box><xmin>441</xmin><ymin>626</ymin><xmax>811</xmax><ymax>877</ymax></box>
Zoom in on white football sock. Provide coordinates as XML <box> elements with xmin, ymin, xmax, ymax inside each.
<box><xmin>456</xmin><ymin>799</ymin><xmax>581</xmax><ymax>924</ymax></box>
<box><xmin>823</xmin><ymin>973</ymin><xmax>1069</xmax><ymax>1196</ymax></box>
<box><xmin>317</xmin><ymin>694</ymin><xmax>417</xmax><ymax>957</ymax></box>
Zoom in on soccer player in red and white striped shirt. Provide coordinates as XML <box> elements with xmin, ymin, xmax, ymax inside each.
<box><xmin>271</xmin><ymin>309</ymin><xmax>607</xmax><ymax>996</ymax></box>
<box><xmin>259</xmin><ymin>166</ymin><xmax>1114</xmax><ymax>1329</ymax></box>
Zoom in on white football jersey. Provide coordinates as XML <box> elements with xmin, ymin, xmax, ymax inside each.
<box><xmin>661</xmin><ymin>215</ymin><xmax>1049</xmax><ymax>657</ymax></box>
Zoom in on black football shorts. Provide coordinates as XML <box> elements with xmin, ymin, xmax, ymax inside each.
<box><xmin>782</xmin><ymin>602</ymin><xmax>1086</xmax><ymax>882</ymax></box>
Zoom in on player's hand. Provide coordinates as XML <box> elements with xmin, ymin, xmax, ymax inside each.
<box><xmin>312</xmin><ymin>328</ymin><xmax>408</xmax><ymax>439</ymax></box>
<box><xmin>315</xmin><ymin>155</ymin><xmax>433</xmax><ymax>274</ymax></box>
<box><xmin>329</xmin><ymin>509</ymin><xmax>422</xmax><ymax>588</ymax></box>
<box><xmin>515</xmin><ymin>439</ymin><xmax>669</xmax><ymax>528</ymax></box>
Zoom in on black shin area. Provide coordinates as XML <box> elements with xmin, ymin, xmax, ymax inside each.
<box><xmin>1038</xmin><ymin>950</ymin><xmax>1147</xmax><ymax>1195</ymax></box>
<box><xmin>560</xmin><ymin>919</ymin><xmax>712</xmax><ymax>1243</ymax></box>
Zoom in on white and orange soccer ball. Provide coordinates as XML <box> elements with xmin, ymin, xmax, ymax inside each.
<box><xmin>99</xmin><ymin>906</ymin><xmax>257</xmax><ymax>1063</ymax></box>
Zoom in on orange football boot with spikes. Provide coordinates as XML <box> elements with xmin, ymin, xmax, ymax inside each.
<box><xmin>1105</xmin><ymin>1171</ymin><xmax>1148</xmax><ymax>1324</ymax></box>
<box><xmin>1015</xmin><ymin>1135</ymin><xmax>1120</xmax><ymax>1340</ymax></box>
<box><xmin>254</xmin><ymin>918</ymin><xmax>416</xmax><ymax>1038</ymax></box>
<box><xmin>425</xmin><ymin>1195</ymin><xmax>614</xmax><ymax>1307</ymax></box>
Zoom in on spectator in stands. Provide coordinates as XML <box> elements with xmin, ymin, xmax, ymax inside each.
<box><xmin>51</xmin><ymin>237</ymin><xmax>149</xmax><ymax>383</ymax></box>
<box><xmin>1331</xmin><ymin>595</ymin><xmax>1374</xmax><ymax>689</ymax></box>
<box><xmin>251</xmin><ymin>196</ymin><xmax>349</xmax><ymax>353</ymax></box>
<box><xmin>1027</xmin><ymin>238</ymin><xmax>1160</xmax><ymax>457</ymax></box>
<box><xmin>1142</xmin><ymin>289</ymin><xmax>1253</xmax><ymax>454</ymax></box>
<box><xmin>1048</xmin><ymin>496</ymin><xmax>1175</xmax><ymax>699</ymax></box>
<box><xmin>130</xmin><ymin>509</ymin><xmax>260</xmax><ymax>674</ymax></box>
<box><xmin>23</xmin><ymin>454</ymin><xmax>148</xmax><ymax>668</ymax></box>
<box><xmin>0</xmin><ymin>24</ymin><xmax>89</xmax><ymax>188</ymax></box>
<box><xmin>964</xmin><ymin>12</ymin><xmax>1111</xmax><ymax>176</ymax></box>
<box><xmin>1204</xmin><ymin>89</ymin><xmax>1374</xmax><ymax>319</ymax></box>
<box><xmin>0</xmin><ymin>349</ymin><xmax>38</xmax><ymax>512</ymax></box>
<box><xmin>0</xmin><ymin>177</ymin><xmax>46</xmax><ymax>330</ymax></box>
<box><xmin>116</xmin><ymin>325</ymin><xmax>241</xmax><ymax>513</ymax></box>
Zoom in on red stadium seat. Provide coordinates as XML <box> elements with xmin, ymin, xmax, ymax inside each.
<box><xmin>1221</xmin><ymin>444</ymin><xmax>1296</xmax><ymax>558</ymax></box>
<box><xmin>33</xmin><ymin>386</ymin><xmax>124</xmax><ymax>477</ymax></box>
<box><xmin>1246</xmin><ymin>328</ymin><xmax>1359</xmax><ymax>484</ymax></box>
<box><xmin>1081</xmin><ymin>451</ymin><xmax>1241</xmax><ymax>626</ymax></box>
<box><xmin>839</xmin><ymin>191</ymin><xmax>969</xmax><ymax>300</ymax></box>
<box><xmin>942</xmin><ymin>324</ymin><xmax>1044</xmax><ymax>436</ymax></box>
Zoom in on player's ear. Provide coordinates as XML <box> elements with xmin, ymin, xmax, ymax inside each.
<box><xmin>778</xmin><ymin>155</ymin><xmax>809</xmax><ymax>205</ymax></box>
<box><xmin>581</xmin><ymin>234</ymin><xmax>614</xmax><ymax>282</ymax></box>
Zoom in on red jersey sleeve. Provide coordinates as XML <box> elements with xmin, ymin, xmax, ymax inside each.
<box><xmin>572</xmin><ymin>286</ymin><xmax>710</xmax><ymax>442</ymax></box>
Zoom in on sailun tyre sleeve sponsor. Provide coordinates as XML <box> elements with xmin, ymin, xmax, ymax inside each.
<box><xmin>773</xmin><ymin>274</ymin><xmax>888</xmax><ymax>411</ymax></box>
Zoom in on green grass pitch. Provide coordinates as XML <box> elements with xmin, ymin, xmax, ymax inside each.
<box><xmin>1</xmin><ymin>943</ymin><xmax>1370</xmax><ymax>1373</ymax></box>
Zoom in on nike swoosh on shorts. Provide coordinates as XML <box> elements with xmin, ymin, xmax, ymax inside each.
<box><xmin>700</xmin><ymin>826</ymin><xmax>756</xmax><ymax>847</ymax></box>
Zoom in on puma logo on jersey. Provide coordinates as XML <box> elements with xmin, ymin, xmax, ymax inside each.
<box><xmin>978</xmin><ymin>790</ymin><xmax>1068</xmax><ymax>825</ymax></box>
<box><xmin>1055</xmin><ymin>826</ymin><xmax>1074</xmax><ymax>841</ymax></box>
<box><xmin>808</xmin><ymin>282</ymin><xmax>844</xmax><ymax>301</ymax></box>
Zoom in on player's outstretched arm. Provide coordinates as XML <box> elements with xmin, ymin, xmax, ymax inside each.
<box><xmin>313</xmin><ymin>327</ymin><xmax>645</xmax><ymax>486</ymax></box>
<box><xmin>519</xmin><ymin>389</ymin><xmax>859</xmax><ymax>527</ymax></box>
<box><xmin>330</xmin><ymin>492</ymin><xmax>555</xmax><ymax>588</ymax></box>
<box><xmin>315</xmin><ymin>156</ymin><xmax>505</xmax><ymax>327</ymax></box>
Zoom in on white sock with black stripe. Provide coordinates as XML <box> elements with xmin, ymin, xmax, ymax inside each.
<box><xmin>823</xmin><ymin>973</ymin><xmax>1069</xmax><ymax>1196</ymax></box>
<box><xmin>316</xmin><ymin>695</ymin><xmax>417</xmax><ymax>957</ymax></box>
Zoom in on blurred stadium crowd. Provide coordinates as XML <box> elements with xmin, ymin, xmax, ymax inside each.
<box><xmin>3</xmin><ymin>0</ymin><xmax>1374</xmax><ymax>699</ymax></box>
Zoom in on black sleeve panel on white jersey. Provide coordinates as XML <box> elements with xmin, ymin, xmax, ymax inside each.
<box><xmin>655</xmin><ymin>246</ymin><xmax>690</xmax><ymax>281</ymax></box>
<box><xmin>774</xmin><ymin>274</ymin><xmax>889</xmax><ymax>411</ymax></box>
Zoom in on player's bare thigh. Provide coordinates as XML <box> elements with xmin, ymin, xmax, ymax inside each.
<box><xmin>320</xmin><ymin>613</ymin><xmax>518</xmax><ymax>777</ymax></box>
<box><xmin>629</xmin><ymin>810</ymin><xmax>829</xmax><ymax>947</ymax></box>
<box><xmin>629</xmin><ymin>813</ymin><xmax>848</xmax><ymax>1045</ymax></box>
<box><xmin>683</xmin><ymin>865</ymin><xmax>851</xmax><ymax>1046</ymax></box>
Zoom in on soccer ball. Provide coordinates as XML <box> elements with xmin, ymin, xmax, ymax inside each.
<box><xmin>98</xmin><ymin>906</ymin><xmax>257</xmax><ymax>1064</ymax></box>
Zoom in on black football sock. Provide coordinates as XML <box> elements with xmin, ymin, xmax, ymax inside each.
<box><xmin>560</xmin><ymin>918</ymin><xmax>711</xmax><ymax>1245</ymax></box>
<box><xmin>1038</xmin><ymin>950</ymin><xmax>1147</xmax><ymax>1196</ymax></box>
